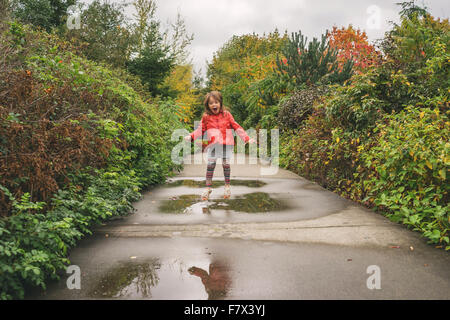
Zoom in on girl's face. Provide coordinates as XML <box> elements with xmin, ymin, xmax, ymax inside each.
<box><xmin>208</xmin><ymin>97</ymin><xmax>221</xmax><ymax>114</ymax></box>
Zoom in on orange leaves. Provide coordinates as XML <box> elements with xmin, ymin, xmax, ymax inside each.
<box><xmin>328</xmin><ymin>25</ymin><xmax>380</xmax><ymax>72</ymax></box>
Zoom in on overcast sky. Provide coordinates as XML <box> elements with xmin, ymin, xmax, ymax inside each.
<box><xmin>80</xmin><ymin>0</ymin><xmax>449</xmax><ymax>79</ymax></box>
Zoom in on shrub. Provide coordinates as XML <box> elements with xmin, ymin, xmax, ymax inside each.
<box><xmin>0</xmin><ymin>20</ymin><xmax>186</xmax><ymax>299</ymax></box>
<box><xmin>278</xmin><ymin>86</ymin><xmax>328</xmax><ymax>129</ymax></box>
<box><xmin>359</xmin><ymin>106</ymin><xmax>449</xmax><ymax>248</ymax></box>
<box><xmin>0</xmin><ymin>166</ymin><xmax>142</xmax><ymax>300</ymax></box>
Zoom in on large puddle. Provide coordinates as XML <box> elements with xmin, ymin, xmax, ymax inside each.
<box><xmin>89</xmin><ymin>258</ymin><xmax>231</xmax><ymax>300</ymax></box>
<box><xmin>159</xmin><ymin>192</ymin><xmax>289</xmax><ymax>214</ymax></box>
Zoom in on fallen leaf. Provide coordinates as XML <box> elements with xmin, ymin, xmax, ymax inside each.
<box><xmin>347</xmin><ymin>259</ymin><xmax>352</xmax><ymax>262</ymax></box>
<box><xmin>130</xmin><ymin>256</ymin><xmax>137</xmax><ymax>259</ymax></box>
<box><xmin>410</xmin><ymin>246</ymin><xmax>414</xmax><ymax>251</ymax></box>
<box><xmin>105</xmin><ymin>234</ymin><xmax>109</xmax><ymax>238</ymax></box>
<box><xmin>424</xmin><ymin>264</ymin><xmax>428</xmax><ymax>267</ymax></box>
<box><xmin>390</xmin><ymin>246</ymin><xmax>400</xmax><ymax>248</ymax></box>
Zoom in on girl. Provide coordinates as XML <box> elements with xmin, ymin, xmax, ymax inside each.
<box><xmin>184</xmin><ymin>91</ymin><xmax>255</xmax><ymax>200</ymax></box>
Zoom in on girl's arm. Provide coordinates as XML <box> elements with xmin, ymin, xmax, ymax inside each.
<box><xmin>227</xmin><ymin>112</ymin><xmax>250</xmax><ymax>143</ymax></box>
<box><xmin>190</xmin><ymin>115</ymin><xmax>206</xmax><ymax>141</ymax></box>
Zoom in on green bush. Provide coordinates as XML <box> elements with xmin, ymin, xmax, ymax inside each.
<box><xmin>0</xmin><ymin>20</ymin><xmax>186</xmax><ymax>299</ymax></box>
<box><xmin>360</xmin><ymin>106</ymin><xmax>449</xmax><ymax>248</ymax></box>
<box><xmin>0</xmin><ymin>166</ymin><xmax>142</xmax><ymax>300</ymax></box>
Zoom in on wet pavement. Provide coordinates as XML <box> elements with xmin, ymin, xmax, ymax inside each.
<box><xmin>120</xmin><ymin>177</ymin><xmax>351</xmax><ymax>225</ymax></box>
<box><xmin>26</xmin><ymin>154</ymin><xmax>450</xmax><ymax>300</ymax></box>
<box><xmin>27</xmin><ymin>236</ymin><xmax>450</xmax><ymax>299</ymax></box>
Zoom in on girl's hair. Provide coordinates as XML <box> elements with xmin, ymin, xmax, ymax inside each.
<box><xmin>203</xmin><ymin>91</ymin><xmax>227</xmax><ymax>115</ymax></box>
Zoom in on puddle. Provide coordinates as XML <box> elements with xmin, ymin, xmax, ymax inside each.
<box><xmin>166</xmin><ymin>179</ymin><xmax>266</xmax><ymax>188</ymax></box>
<box><xmin>89</xmin><ymin>258</ymin><xmax>231</xmax><ymax>300</ymax></box>
<box><xmin>159</xmin><ymin>192</ymin><xmax>289</xmax><ymax>214</ymax></box>
<box><xmin>159</xmin><ymin>194</ymin><xmax>200</xmax><ymax>213</ymax></box>
<box><xmin>89</xmin><ymin>258</ymin><xmax>161</xmax><ymax>298</ymax></box>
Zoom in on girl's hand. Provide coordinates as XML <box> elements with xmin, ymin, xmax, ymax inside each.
<box><xmin>248</xmin><ymin>138</ymin><xmax>256</xmax><ymax>144</ymax></box>
<box><xmin>184</xmin><ymin>135</ymin><xmax>191</xmax><ymax>142</ymax></box>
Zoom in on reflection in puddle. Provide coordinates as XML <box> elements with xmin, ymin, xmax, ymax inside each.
<box><xmin>89</xmin><ymin>259</ymin><xmax>160</xmax><ymax>298</ymax></box>
<box><xmin>88</xmin><ymin>257</ymin><xmax>231</xmax><ymax>300</ymax></box>
<box><xmin>159</xmin><ymin>194</ymin><xmax>201</xmax><ymax>214</ymax></box>
<box><xmin>188</xmin><ymin>259</ymin><xmax>231</xmax><ymax>300</ymax></box>
<box><xmin>159</xmin><ymin>192</ymin><xmax>289</xmax><ymax>214</ymax></box>
<box><xmin>166</xmin><ymin>179</ymin><xmax>266</xmax><ymax>188</ymax></box>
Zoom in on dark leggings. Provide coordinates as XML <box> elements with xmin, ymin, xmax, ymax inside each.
<box><xmin>206</xmin><ymin>158</ymin><xmax>230</xmax><ymax>187</ymax></box>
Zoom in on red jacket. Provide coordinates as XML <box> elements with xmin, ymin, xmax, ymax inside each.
<box><xmin>190</xmin><ymin>110</ymin><xmax>250</xmax><ymax>146</ymax></box>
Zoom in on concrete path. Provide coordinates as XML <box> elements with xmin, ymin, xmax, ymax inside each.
<box><xmin>27</xmin><ymin>154</ymin><xmax>450</xmax><ymax>300</ymax></box>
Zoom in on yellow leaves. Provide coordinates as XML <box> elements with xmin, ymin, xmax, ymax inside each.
<box><xmin>434</xmin><ymin>108</ymin><xmax>440</xmax><ymax>117</ymax></box>
<box><xmin>425</xmin><ymin>161</ymin><xmax>432</xmax><ymax>169</ymax></box>
<box><xmin>336</xmin><ymin>137</ymin><xmax>340</xmax><ymax>143</ymax></box>
<box><xmin>438</xmin><ymin>169</ymin><xmax>446</xmax><ymax>180</ymax></box>
<box><xmin>419</xmin><ymin>111</ymin><xmax>425</xmax><ymax>119</ymax></box>
<box><xmin>409</xmin><ymin>150</ymin><xmax>414</xmax><ymax>157</ymax></box>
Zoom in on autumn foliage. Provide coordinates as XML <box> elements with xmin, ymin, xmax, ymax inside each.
<box><xmin>0</xmin><ymin>68</ymin><xmax>113</xmax><ymax>216</ymax></box>
<box><xmin>328</xmin><ymin>25</ymin><xmax>380</xmax><ymax>72</ymax></box>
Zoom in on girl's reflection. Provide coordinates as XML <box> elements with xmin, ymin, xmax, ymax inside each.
<box><xmin>188</xmin><ymin>259</ymin><xmax>231</xmax><ymax>299</ymax></box>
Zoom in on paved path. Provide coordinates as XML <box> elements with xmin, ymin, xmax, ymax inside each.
<box><xmin>27</xmin><ymin>154</ymin><xmax>450</xmax><ymax>299</ymax></box>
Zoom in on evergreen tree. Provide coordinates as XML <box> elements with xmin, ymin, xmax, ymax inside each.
<box><xmin>276</xmin><ymin>30</ymin><xmax>353</xmax><ymax>88</ymax></box>
<box><xmin>126</xmin><ymin>19</ymin><xmax>175</xmax><ymax>97</ymax></box>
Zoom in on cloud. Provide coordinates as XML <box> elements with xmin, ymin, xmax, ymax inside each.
<box><xmin>98</xmin><ymin>0</ymin><xmax>449</xmax><ymax>77</ymax></box>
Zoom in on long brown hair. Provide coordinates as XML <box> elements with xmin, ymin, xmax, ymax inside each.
<box><xmin>203</xmin><ymin>91</ymin><xmax>227</xmax><ymax>115</ymax></box>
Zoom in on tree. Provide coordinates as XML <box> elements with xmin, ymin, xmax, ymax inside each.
<box><xmin>328</xmin><ymin>25</ymin><xmax>380</xmax><ymax>73</ymax></box>
<box><xmin>163</xmin><ymin>11</ymin><xmax>194</xmax><ymax>65</ymax></box>
<box><xmin>10</xmin><ymin>0</ymin><xmax>76</xmax><ymax>32</ymax></box>
<box><xmin>126</xmin><ymin>0</ymin><xmax>193</xmax><ymax>97</ymax></box>
<box><xmin>66</xmin><ymin>0</ymin><xmax>133</xmax><ymax>68</ymax></box>
<box><xmin>207</xmin><ymin>30</ymin><xmax>288</xmax><ymax>91</ymax></box>
<box><xmin>132</xmin><ymin>0</ymin><xmax>156</xmax><ymax>55</ymax></box>
<box><xmin>161</xmin><ymin>64</ymin><xmax>204</xmax><ymax>123</ymax></box>
<box><xmin>206</xmin><ymin>31</ymin><xmax>288</xmax><ymax>123</ymax></box>
<box><xmin>275</xmin><ymin>30</ymin><xmax>354</xmax><ymax>88</ymax></box>
<box><xmin>126</xmin><ymin>24</ymin><xmax>175</xmax><ymax>96</ymax></box>
<box><xmin>397</xmin><ymin>0</ymin><xmax>428</xmax><ymax>19</ymax></box>
<box><xmin>132</xmin><ymin>0</ymin><xmax>193</xmax><ymax>64</ymax></box>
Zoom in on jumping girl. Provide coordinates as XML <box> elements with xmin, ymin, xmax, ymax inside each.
<box><xmin>184</xmin><ymin>91</ymin><xmax>255</xmax><ymax>200</ymax></box>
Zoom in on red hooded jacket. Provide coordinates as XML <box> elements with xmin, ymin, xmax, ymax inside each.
<box><xmin>190</xmin><ymin>110</ymin><xmax>250</xmax><ymax>147</ymax></box>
